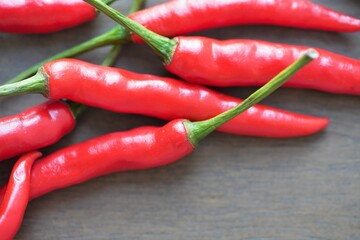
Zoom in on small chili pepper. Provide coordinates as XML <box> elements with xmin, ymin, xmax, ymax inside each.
<box><xmin>0</xmin><ymin>0</ymin><xmax>116</xmax><ymax>34</ymax></box>
<box><xmin>7</xmin><ymin>0</ymin><xmax>358</xmax><ymax>83</ymax></box>
<box><xmin>84</xmin><ymin>0</ymin><xmax>360</xmax><ymax>96</ymax></box>
<box><xmin>0</xmin><ymin>101</ymin><xmax>79</xmax><ymax>161</ymax></box>
<box><xmin>0</xmin><ymin>50</ymin><xmax>317</xmax><ymax>203</ymax></box>
<box><xmin>0</xmin><ymin>151</ymin><xmax>41</xmax><ymax>240</ymax></box>
<box><xmin>129</xmin><ymin>0</ymin><xmax>360</xmax><ymax>43</ymax></box>
<box><xmin>0</xmin><ymin>58</ymin><xmax>328</xmax><ymax>138</ymax></box>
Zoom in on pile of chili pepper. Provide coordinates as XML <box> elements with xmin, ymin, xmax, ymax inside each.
<box><xmin>0</xmin><ymin>0</ymin><xmax>359</xmax><ymax>238</ymax></box>
<box><xmin>0</xmin><ymin>49</ymin><xmax>317</xmax><ymax>239</ymax></box>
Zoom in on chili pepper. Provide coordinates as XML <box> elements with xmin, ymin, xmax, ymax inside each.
<box><xmin>0</xmin><ymin>42</ymin><xmax>122</xmax><ymax>163</ymax></box>
<box><xmin>0</xmin><ymin>58</ymin><xmax>328</xmax><ymax>138</ymax></box>
<box><xmin>165</xmin><ymin>38</ymin><xmax>360</xmax><ymax>94</ymax></box>
<box><xmin>84</xmin><ymin>0</ymin><xmax>360</xmax><ymax>96</ymax></box>
<box><xmin>129</xmin><ymin>0</ymin><xmax>360</xmax><ymax>43</ymax></box>
<box><xmin>0</xmin><ymin>151</ymin><xmax>41</xmax><ymax>240</ymax></box>
<box><xmin>0</xmin><ymin>0</ymin><xmax>116</xmax><ymax>34</ymax></box>
<box><xmin>0</xmin><ymin>3</ymin><xmax>148</xmax><ymax>163</ymax></box>
<box><xmin>7</xmin><ymin>0</ymin><xmax>358</xmax><ymax>83</ymax></box>
<box><xmin>0</xmin><ymin>0</ymin><xmax>145</xmax><ymax>161</ymax></box>
<box><xmin>0</xmin><ymin>101</ymin><xmax>79</xmax><ymax>161</ymax></box>
<box><xmin>0</xmin><ymin>50</ymin><xmax>317</xmax><ymax>203</ymax></box>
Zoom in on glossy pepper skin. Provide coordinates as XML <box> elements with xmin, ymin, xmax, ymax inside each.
<box><xmin>2</xmin><ymin>58</ymin><xmax>328</xmax><ymax>138</ymax></box>
<box><xmin>0</xmin><ymin>51</ymin><xmax>317</xmax><ymax>236</ymax></box>
<box><xmin>0</xmin><ymin>5</ymin><xmax>127</xmax><ymax>162</ymax></box>
<box><xmin>22</xmin><ymin>120</ymin><xmax>193</xmax><ymax>199</ymax></box>
<box><xmin>0</xmin><ymin>101</ymin><xmax>75</xmax><ymax>161</ymax></box>
<box><xmin>45</xmin><ymin>59</ymin><xmax>328</xmax><ymax>137</ymax></box>
<box><xmin>129</xmin><ymin>0</ymin><xmax>360</xmax><ymax>42</ymax></box>
<box><xmin>85</xmin><ymin>1</ymin><xmax>360</xmax><ymax>96</ymax></box>
<box><xmin>8</xmin><ymin>0</ymin><xmax>359</xmax><ymax>83</ymax></box>
<box><xmin>0</xmin><ymin>50</ymin><xmax>316</xmax><ymax>200</ymax></box>
<box><xmin>0</xmin><ymin>0</ymin><xmax>96</xmax><ymax>33</ymax></box>
<box><xmin>166</xmin><ymin>38</ymin><xmax>360</xmax><ymax>94</ymax></box>
<box><xmin>0</xmin><ymin>151</ymin><xmax>41</xmax><ymax>240</ymax></box>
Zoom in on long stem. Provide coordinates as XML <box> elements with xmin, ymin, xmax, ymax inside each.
<box><xmin>84</xmin><ymin>0</ymin><xmax>177</xmax><ymax>64</ymax></box>
<box><xmin>65</xmin><ymin>0</ymin><xmax>146</xmax><ymax>118</ymax></box>
<box><xmin>6</xmin><ymin>27</ymin><xmax>129</xmax><ymax>84</ymax></box>
<box><xmin>0</xmin><ymin>43</ymin><xmax>127</xmax><ymax>98</ymax></box>
<box><xmin>6</xmin><ymin>0</ymin><xmax>145</xmax><ymax>84</ymax></box>
<box><xmin>101</xmin><ymin>0</ymin><xmax>117</xmax><ymax>5</ymax></box>
<box><xmin>1</xmin><ymin>0</ymin><xmax>145</xmax><ymax>98</ymax></box>
<box><xmin>101</xmin><ymin>44</ymin><xmax>123</xmax><ymax>66</ymax></box>
<box><xmin>185</xmin><ymin>49</ymin><xmax>319</xmax><ymax>147</ymax></box>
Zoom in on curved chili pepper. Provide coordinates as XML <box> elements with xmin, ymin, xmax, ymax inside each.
<box><xmin>0</xmin><ymin>51</ymin><xmax>316</xmax><ymax>202</ymax></box>
<box><xmin>7</xmin><ymin>0</ymin><xmax>359</xmax><ymax>83</ymax></box>
<box><xmin>129</xmin><ymin>0</ymin><xmax>360</xmax><ymax>43</ymax></box>
<box><xmin>0</xmin><ymin>58</ymin><xmax>328</xmax><ymax>138</ymax></box>
<box><xmin>0</xmin><ymin>101</ymin><xmax>79</xmax><ymax>161</ymax></box>
<box><xmin>0</xmin><ymin>151</ymin><xmax>41</xmax><ymax>240</ymax></box>
<box><xmin>84</xmin><ymin>0</ymin><xmax>360</xmax><ymax>96</ymax></box>
<box><xmin>0</xmin><ymin>0</ymin><xmax>116</xmax><ymax>34</ymax></box>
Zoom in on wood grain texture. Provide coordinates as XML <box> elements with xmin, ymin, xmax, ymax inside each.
<box><xmin>0</xmin><ymin>0</ymin><xmax>359</xmax><ymax>239</ymax></box>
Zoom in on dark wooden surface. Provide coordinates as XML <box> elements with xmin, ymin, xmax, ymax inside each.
<box><xmin>0</xmin><ymin>0</ymin><xmax>359</xmax><ymax>239</ymax></box>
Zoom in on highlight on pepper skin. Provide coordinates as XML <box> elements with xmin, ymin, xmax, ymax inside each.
<box><xmin>84</xmin><ymin>0</ymin><xmax>360</xmax><ymax>96</ymax></box>
<box><xmin>129</xmin><ymin>0</ymin><xmax>360</xmax><ymax>43</ymax></box>
<box><xmin>0</xmin><ymin>0</ymin><xmax>120</xmax><ymax>33</ymax></box>
<box><xmin>0</xmin><ymin>58</ymin><xmax>328</xmax><ymax>139</ymax></box>
<box><xmin>0</xmin><ymin>50</ymin><xmax>317</xmax><ymax>238</ymax></box>
<box><xmin>0</xmin><ymin>151</ymin><xmax>41</xmax><ymax>240</ymax></box>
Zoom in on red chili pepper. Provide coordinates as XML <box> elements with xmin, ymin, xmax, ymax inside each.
<box><xmin>0</xmin><ymin>0</ymin><xmax>136</xmax><ymax>161</ymax></box>
<box><xmin>0</xmin><ymin>151</ymin><xmax>41</xmax><ymax>240</ymax></box>
<box><xmin>7</xmin><ymin>0</ymin><xmax>359</xmax><ymax>83</ymax></box>
<box><xmin>0</xmin><ymin>50</ymin><xmax>316</xmax><ymax>203</ymax></box>
<box><xmin>0</xmin><ymin>58</ymin><xmax>328</xmax><ymax>138</ymax></box>
<box><xmin>0</xmin><ymin>0</ymin><xmax>115</xmax><ymax>34</ymax></box>
<box><xmin>165</xmin><ymin>38</ymin><xmax>360</xmax><ymax>94</ymax></box>
<box><xmin>0</xmin><ymin>42</ymin><xmax>124</xmax><ymax>163</ymax></box>
<box><xmin>85</xmin><ymin>0</ymin><xmax>360</xmax><ymax>96</ymax></box>
<box><xmin>0</xmin><ymin>101</ymin><xmax>82</xmax><ymax>161</ymax></box>
<box><xmin>129</xmin><ymin>0</ymin><xmax>360</xmax><ymax>43</ymax></box>
<box><xmin>0</xmin><ymin>1</ymin><xmax>146</xmax><ymax>167</ymax></box>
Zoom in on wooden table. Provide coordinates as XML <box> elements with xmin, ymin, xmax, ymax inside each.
<box><xmin>0</xmin><ymin>0</ymin><xmax>359</xmax><ymax>239</ymax></box>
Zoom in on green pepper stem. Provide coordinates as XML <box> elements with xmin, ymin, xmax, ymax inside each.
<box><xmin>65</xmin><ymin>0</ymin><xmax>145</xmax><ymax>118</ymax></box>
<box><xmin>5</xmin><ymin>0</ymin><xmax>145</xmax><ymax>84</ymax></box>
<box><xmin>1</xmin><ymin>0</ymin><xmax>145</xmax><ymax>99</ymax></box>
<box><xmin>0</xmin><ymin>35</ymin><xmax>127</xmax><ymax>99</ymax></box>
<box><xmin>185</xmin><ymin>49</ymin><xmax>319</xmax><ymax>147</ymax></box>
<box><xmin>101</xmin><ymin>0</ymin><xmax>117</xmax><ymax>5</ymax></box>
<box><xmin>6</xmin><ymin>27</ymin><xmax>129</xmax><ymax>84</ymax></box>
<box><xmin>66</xmin><ymin>101</ymin><xmax>88</xmax><ymax>119</ymax></box>
<box><xmin>84</xmin><ymin>0</ymin><xmax>177</xmax><ymax>64</ymax></box>
<box><xmin>101</xmin><ymin>44</ymin><xmax>123</xmax><ymax>67</ymax></box>
<box><xmin>0</xmin><ymin>71</ymin><xmax>47</xmax><ymax>97</ymax></box>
